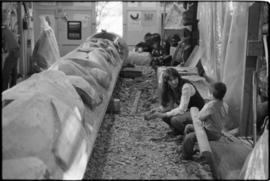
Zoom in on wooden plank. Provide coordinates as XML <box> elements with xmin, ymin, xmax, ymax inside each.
<box><xmin>131</xmin><ymin>90</ymin><xmax>142</xmax><ymax>114</ymax></box>
<box><xmin>190</xmin><ymin>107</ymin><xmax>217</xmax><ymax>179</ymax></box>
<box><xmin>247</xmin><ymin>40</ymin><xmax>264</xmax><ymax>56</ymax></box>
<box><xmin>252</xmin><ymin>72</ymin><xmax>257</xmax><ymax>146</ymax></box>
<box><xmin>119</xmin><ymin>67</ymin><xmax>142</xmax><ymax>78</ymax></box>
<box><xmin>240</xmin><ymin>68</ymin><xmax>255</xmax><ymax>136</ymax></box>
<box><xmin>221</xmin><ymin>131</ymin><xmax>252</xmax><ymax>150</ymax></box>
<box><xmin>190</xmin><ymin>107</ymin><xmax>212</xmax><ymax>154</ymax></box>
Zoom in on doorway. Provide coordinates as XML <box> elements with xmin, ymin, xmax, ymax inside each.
<box><xmin>96</xmin><ymin>2</ymin><xmax>123</xmax><ymax>36</ymax></box>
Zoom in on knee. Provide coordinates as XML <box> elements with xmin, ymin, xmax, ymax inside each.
<box><xmin>170</xmin><ymin>116</ymin><xmax>186</xmax><ymax>134</ymax></box>
<box><xmin>170</xmin><ymin>116</ymin><xmax>178</xmax><ymax>124</ymax></box>
<box><xmin>184</xmin><ymin>132</ymin><xmax>197</xmax><ymax>143</ymax></box>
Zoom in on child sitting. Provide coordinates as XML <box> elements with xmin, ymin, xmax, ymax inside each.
<box><xmin>181</xmin><ymin>82</ymin><xmax>229</xmax><ymax>160</ymax></box>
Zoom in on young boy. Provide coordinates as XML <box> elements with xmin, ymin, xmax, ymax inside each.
<box><xmin>181</xmin><ymin>82</ymin><xmax>229</xmax><ymax>160</ymax></box>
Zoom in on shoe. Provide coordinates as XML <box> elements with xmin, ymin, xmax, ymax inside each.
<box><xmin>165</xmin><ymin>131</ymin><xmax>179</xmax><ymax>138</ymax></box>
<box><xmin>166</xmin><ymin>134</ymin><xmax>183</xmax><ymax>142</ymax></box>
<box><xmin>180</xmin><ymin>153</ymin><xmax>193</xmax><ymax>161</ymax></box>
<box><xmin>166</xmin><ymin>129</ymin><xmax>181</xmax><ymax>136</ymax></box>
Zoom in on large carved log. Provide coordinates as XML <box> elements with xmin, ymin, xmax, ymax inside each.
<box><xmin>2</xmin><ymin>31</ymin><xmax>128</xmax><ymax>179</ymax></box>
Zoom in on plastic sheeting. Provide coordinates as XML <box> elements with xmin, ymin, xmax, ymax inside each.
<box><xmin>239</xmin><ymin>127</ymin><xmax>269</xmax><ymax>179</ymax></box>
<box><xmin>197</xmin><ymin>2</ymin><xmax>250</xmax><ymax>130</ymax></box>
<box><xmin>32</xmin><ymin>16</ymin><xmax>60</xmax><ymax>72</ymax></box>
<box><xmin>164</xmin><ymin>3</ymin><xmax>185</xmax><ymax>29</ymax></box>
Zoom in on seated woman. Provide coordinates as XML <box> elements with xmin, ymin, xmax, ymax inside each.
<box><xmin>181</xmin><ymin>82</ymin><xmax>229</xmax><ymax>160</ymax></box>
<box><xmin>145</xmin><ymin>67</ymin><xmax>205</xmax><ymax>136</ymax></box>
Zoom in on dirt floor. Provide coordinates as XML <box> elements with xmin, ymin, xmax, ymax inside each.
<box><xmin>83</xmin><ymin>66</ymin><xmax>213</xmax><ymax>179</ymax></box>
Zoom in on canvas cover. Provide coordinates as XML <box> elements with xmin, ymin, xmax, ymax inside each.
<box><xmin>197</xmin><ymin>2</ymin><xmax>250</xmax><ymax>129</ymax></box>
<box><xmin>32</xmin><ymin>16</ymin><xmax>60</xmax><ymax>72</ymax></box>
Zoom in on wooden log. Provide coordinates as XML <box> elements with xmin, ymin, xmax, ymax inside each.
<box><xmin>190</xmin><ymin>107</ymin><xmax>217</xmax><ymax>179</ymax></box>
<box><xmin>2</xmin><ymin>32</ymin><xmax>128</xmax><ymax>179</ymax></box>
<box><xmin>190</xmin><ymin>107</ymin><xmax>212</xmax><ymax>154</ymax></box>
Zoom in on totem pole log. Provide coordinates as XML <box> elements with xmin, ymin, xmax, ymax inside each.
<box><xmin>2</xmin><ymin>31</ymin><xmax>128</xmax><ymax>179</ymax></box>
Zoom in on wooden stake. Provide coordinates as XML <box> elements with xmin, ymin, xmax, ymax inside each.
<box><xmin>131</xmin><ymin>90</ymin><xmax>142</xmax><ymax>114</ymax></box>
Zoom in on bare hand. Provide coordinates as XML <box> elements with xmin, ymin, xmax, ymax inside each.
<box><xmin>149</xmin><ymin>107</ymin><xmax>160</xmax><ymax>113</ymax></box>
<box><xmin>151</xmin><ymin>112</ymin><xmax>166</xmax><ymax>119</ymax></box>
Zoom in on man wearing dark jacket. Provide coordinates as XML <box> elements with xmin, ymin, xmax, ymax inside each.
<box><xmin>2</xmin><ymin>10</ymin><xmax>20</xmax><ymax>92</ymax></box>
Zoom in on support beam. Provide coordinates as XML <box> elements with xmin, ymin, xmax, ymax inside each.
<box><xmin>240</xmin><ymin>2</ymin><xmax>262</xmax><ymax>136</ymax></box>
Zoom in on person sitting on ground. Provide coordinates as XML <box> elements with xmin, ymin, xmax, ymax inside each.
<box><xmin>170</xmin><ymin>34</ymin><xmax>181</xmax><ymax>48</ymax></box>
<box><xmin>134</xmin><ymin>32</ymin><xmax>152</xmax><ymax>53</ymax></box>
<box><xmin>180</xmin><ymin>82</ymin><xmax>229</xmax><ymax>160</ymax></box>
<box><xmin>150</xmin><ymin>33</ymin><xmax>172</xmax><ymax>68</ymax></box>
<box><xmin>145</xmin><ymin>67</ymin><xmax>205</xmax><ymax>137</ymax></box>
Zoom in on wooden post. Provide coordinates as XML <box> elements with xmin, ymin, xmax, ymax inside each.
<box><xmin>190</xmin><ymin>107</ymin><xmax>218</xmax><ymax>179</ymax></box>
<box><xmin>239</xmin><ymin>2</ymin><xmax>262</xmax><ymax>136</ymax></box>
<box><xmin>252</xmin><ymin>71</ymin><xmax>257</xmax><ymax>147</ymax></box>
<box><xmin>131</xmin><ymin>90</ymin><xmax>141</xmax><ymax>114</ymax></box>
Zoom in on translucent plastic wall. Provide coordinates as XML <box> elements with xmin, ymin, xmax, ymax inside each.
<box><xmin>197</xmin><ymin>2</ymin><xmax>250</xmax><ymax>130</ymax></box>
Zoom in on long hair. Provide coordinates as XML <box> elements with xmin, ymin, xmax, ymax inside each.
<box><xmin>160</xmin><ymin>68</ymin><xmax>183</xmax><ymax>107</ymax></box>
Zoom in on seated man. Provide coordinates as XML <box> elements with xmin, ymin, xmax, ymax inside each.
<box><xmin>181</xmin><ymin>82</ymin><xmax>229</xmax><ymax>160</ymax></box>
<box><xmin>134</xmin><ymin>32</ymin><xmax>153</xmax><ymax>53</ymax></box>
<box><xmin>150</xmin><ymin>33</ymin><xmax>172</xmax><ymax>68</ymax></box>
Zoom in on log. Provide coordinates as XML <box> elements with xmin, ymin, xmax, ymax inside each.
<box><xmin>190</xmin><ymin>107</ymin><xmax>217</xmax><ymax>179</ymax></box>
<box><xmin>2</xmin><ymin>32</ymin><xmax>128</xmax><ymax>179</ymax></box>
<box><xmin>190</xmin><ymin>107</ymin><xmax>211</xmax><ymax>154</ymax></box>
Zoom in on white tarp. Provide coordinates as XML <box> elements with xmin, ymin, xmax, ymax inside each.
<box><xmin>32</xmin><ymin>16</ymin><xmax>60</xmax><ymax>71</ymax></box>
<box><xmin>239</xmin><ymin>127</ymin><xmax>269</xmax><ymax>179</ymax></box>
<box><xmin>197</xmin><ymin>2</ymin><xmax>250</xmax><ymax>130</ymax></box>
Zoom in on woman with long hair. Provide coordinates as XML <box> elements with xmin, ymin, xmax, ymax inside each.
<box><xmin>145</xmin><ymin>67</ymin><xmax>205</xmax><ymax>135</ymax></box>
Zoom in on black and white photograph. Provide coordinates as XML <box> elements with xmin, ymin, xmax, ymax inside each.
<box><xmin>1</xmin><ymin>1</ymin><xmax>269</xmax><ymax>180</ymax></box>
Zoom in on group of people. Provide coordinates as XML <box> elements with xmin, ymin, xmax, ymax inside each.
<box><xmin>145</xmin><ymin>67</ymin><xmax>229</xmax><ymax>160</ymax></box>
<box><xmin>134</xmin><ymin>32</ymin><xmax>171</xmax><ymax>68</ymax></box>
<box><xmin>134</xmin><ymin>31</ymin><xmax>193</xmax><ymax>69</ymax></box>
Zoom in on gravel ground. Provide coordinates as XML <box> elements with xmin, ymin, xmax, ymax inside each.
<box><xmin>84</xmin><ymin>66</ymin><xmax>213</xmax><ymax>179</ymax></box>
